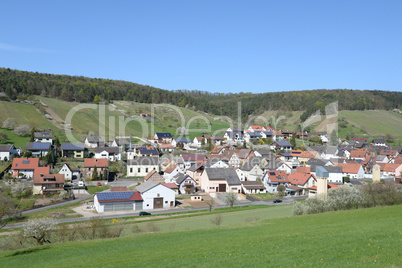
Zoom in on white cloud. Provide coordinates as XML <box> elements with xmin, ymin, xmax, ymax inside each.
<box><xmin>0</xmin><ymin>42</ymin><xmax>55</xmax><ymax>53</ymax></box>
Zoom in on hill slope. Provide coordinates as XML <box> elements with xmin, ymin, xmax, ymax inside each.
<box><xmin>0</xmin><ymin>205</ymin><xmax>400</xmax><ymax>267</ymax></box>
<box><xmin>1</xmin><ymin>67</ymin><xmax>401</xmax><ymax>120</ymax></box>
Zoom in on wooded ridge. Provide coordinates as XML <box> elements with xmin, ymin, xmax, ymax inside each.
<box><xmin>1</xmin><ymin>67</ymin><xmax>401</xmax><ymax>121</ymax></box>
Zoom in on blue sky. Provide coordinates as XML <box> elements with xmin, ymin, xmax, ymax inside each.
<box><xmin>1</xmin><ymin>0</ymin><xmax>401</xmax><ymax>93</ymax></box>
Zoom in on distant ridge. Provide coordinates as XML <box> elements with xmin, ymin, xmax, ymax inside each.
<box><xmin>0</xmin><ymin>67</ymin><xmax>401</xmax><ymax>120</ymax></box>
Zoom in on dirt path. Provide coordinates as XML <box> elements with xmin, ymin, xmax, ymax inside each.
<box><xmin>45</xmin><ymin>107</ymin><xmax>64</xmax><ymax>123</ymax></box>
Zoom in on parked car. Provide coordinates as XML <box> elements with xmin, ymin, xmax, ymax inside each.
<box><xmin>139</xmin><ymin>211</ymin><xmax>151</xmax><ymax>216</ymax></box>
<box><xmin>273</xmin><ymin>199</ymin><xmax>282</xmax><ymax>203</ymax></box>
<box><xmin>97</xmin><ymin>182</ymin><xmax>102</xmax><ymax>186</ymax></box>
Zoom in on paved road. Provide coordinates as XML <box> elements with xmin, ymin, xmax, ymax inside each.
<box><xmin>21</xmin><ymin>195</ymin><xmax>94</xmax><ymax>215</ymax></box>
<box><xmin>3</xmin><ymin>195</ymin><xmax>306</xmax><ymax>229</ymax></box>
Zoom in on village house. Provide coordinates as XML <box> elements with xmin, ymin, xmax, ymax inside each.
<box><xmin>11</xmin><ymin>157</ymin><xmax>40</xmax><ymax>178</ymax></box>
<box><xmin>372</xmin><ymin>139</ymin><xmax>387</xmax><ymax>147</ymax></box>
<box><xmin>0</xmin><ymin>144</ymin><xmax>19</xmax><ymax>161</ymax></box>
<box><xmin>127</xmin><ymin>146</ymin><xmax>159</xmax><ymax>159</ymax></box>
<box><xmin>154</xmin><ymin>133</ymin><xmax>173</xmax><ymax>144</ymax></box>
<box><xmin>204</xmin><ymin>157</ymin><xmax>229</xmax><ymax>168</ymax></box>
<box><xmin>171</xmin><ymin>138</ymin><xmax>191</xmax><ymax>148</ymax></box>
<box><xmin>261</xmin><ymin>170</ymin><xmax>289</xmax><ymax>194</ymax></box>
<box><xmin>174</xmin><ymin>173</ymin><xmax>197</xmax><ymax>194</ymax></box>
<box><xmin>244</xmin><ymin>131</ymin><xmax>262</xmax><ymax>143</ymax></box>
<box><xmin>186</xmin><ymin>164</ymin><xmax>204</xmax><ymax>188</ymax></box>
<box><xmin>224</xmin><ymin>127</ymin><xmax>244</xmax><ymax>143</ymax></box>
<box><xmin>241</xmin><ymin>180</ymin><xmax>266</xmax><ymax>194</ymax></box>
<box><xmin>126</xmin><ymin>156</ymin><xmax>159</xmax><ymax>177</ymax></box>
<box><xmin>334</xmin><ymin>163</ymin><xmax>365</xmax><ymax>179</ymax></box>
<box><xmin>193</xmin><ymin>137</ymin><xmax>203</xmax><ymax>147</ymax></box>
<box><xmin>202</xmin><ymin>134</ymin><xmax>224</xmax><ymax>146</ymax></box>
<box><xmin>159</xmin><ymin>143</ymin><xmax>174</xmax><ymax>153</ymax></box>
<box><xmin>143</xmin><ymin>170</ymin><xmax>165</xmax><ymax>183</ymax></box>
<box><xmin>61</xmin><ymin>143</ymin><xmax>87</xmax><ymax>158</ymax></box>
<box><xmin>94</xmin><ymin>146</ymin><xmax>121</xmax><ymax>161</ymax></box>
<box><xmin>236</xmin><ymin>157</ymin><xmax>264</xmax><ymax>181</ymax></box>
<box><xmin>181</xmin><ymin>153</ymin><xmax>207</xmax><ymax>169</ymax></box>
<box><xmin>262</xmin><ymin>161</ymin><xmax>292</xmax><ymax>174</ymax></box>
<box><xmin>288</xmin><ymin>172</ymin><xmax>317</xmax><ymax>194</ymax></box>
<box><xmin>85</xmin><ymin>136</ymin><xmax>105</xmax><ymax>148</ymax></box>
<box><xmin>200</xmin><ymin>167</ymin><xmax>242</xmax><ymax>193</ymax></box>
<box><xmin>25</xmin><ymin>142</ymin><xmax>51</xmax><ymax>157</ymax></box>
<box><xmin>34</xmin><ymin>131</ymin><xmax>53</xmax><ymax>144</ymax></box>
<box><xmin>163</xmin><ymin>164</ymin><xmax>184</xmax><ymax>183</ymax></box>
<box><xmin>109</xmin><ymin>138</ymin><xmax>130</xmax><ymax>150</ymax></box>
<box><xmin>210</xmin><ymin>146</ymin><xmax>226</xmax><ymax>155</ymax></box>
<box><xmin>135</xmin><ymin>181</ymin><xmax>175</xmax><ymax>209</ymax></box>
<box><xmin>272</xmin><ymin>140</ymin><xmax>292</xmax><ymax>152</ymax></box>
<box><xmin>33</xmin><ymin>173</ymin><xmax>65</xmax><ymax>195</ymax></box>
<box><xmin>84</xmin><ymin>158</ymin><xmax>108</xmax><ymax>178</ymax></box>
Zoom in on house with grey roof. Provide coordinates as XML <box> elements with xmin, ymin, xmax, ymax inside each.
<box><xmin>237</xmin><ymin>157</ymin><xmax>264</xmax><ymax>181</ymax></box>
<box><xmin>34</xmin><ymin>131</ymin><xmax>53</xmax><ymax>144</ymax></box>
<box><xmin>200</xmin><ymin>167</ymin><xmax>242</xmax><ymax>193</ymax></box>
<box><xmin>224</xmin><ymin>128</ymin><xmax>244</xmax><ymax>143</ymax></box>
<box><xmin>127</xmin><ymin>156</ymin><xmax>160</xmax><ymax>177</ymax></box>
<box><xmin>94</xmin><ymin>146</ymin><xmax>121</xmax><ymax>161</ymax></box>
<box><xmin>0</xmin><ymin>144</ymin><xmax>18</xmax><ymax>161</ymax></box>
<box><xmin>175</xmin><ymin>173</ymin><xmax>196</xmax><ymax>194</ymax></box>
<box><xmin>84</xmin><ymin>136</ymin><xmax>104</xmax><ymax>148</ymax></box>
<box><xmin>25</xmin><ymin>142</ymin><xmax>51</xmax><ymax>157</ymax></box>
<box><xmin>135</xmin><ymin>180</ymin><xmax>175</xmax><ymax>210</ymax></box>
<box><xmin>61</xmin><ymin>143</ymin><xmax>87</xmax><ymax>158</ymax></box>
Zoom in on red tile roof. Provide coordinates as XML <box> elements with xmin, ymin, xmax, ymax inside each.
<box><xmin>161</xmin><ymin>183</ymin><xmax>179</xmax><ymax>189</ymax></box>
<box><xmin>84</xmin><ymin>158</ymin><xmax>108</xmax><ymax>168</ymax></box>
<box><xmin>164</xmin><ymin>164</ymin><xmax>178</xmax><ymax>174</ymax></box>
<box><xmin>266</xmin><ymin>170</ymin><xmax>289</xmax><ymax>183</ymax></box>
<box><xmin>33</xmin><ymin>173</ymin><xmax>65</xmax><ymax>184</ymax></box>
<box><xmin>350</xmin><ymin>149</ymin><xmax>368</xmax><ymax>158</ymax></box>
<box><xmin>12</xmin><ymin>158</ymin><xmax>39</xmax><ymax>170</ymax></box>
<box><xmin>34</xmin><ymin>166</ymin><xmax>50</xmax><ymax>175</ymax></box>
<box><xmin>309</xmin><ymin>184</ymin><xmax>339</xmax><ymax>190</ymax></box>
<box><xmin>300</xmin><ymin>151</ymin><xmax>318</xmax><ymax>158</ymax></box>
<box><xmin>334</xmin><ymin>163</ymin><xmax>362</xmax><ymax>174</ymax></box>
<box><xmin>296</xmin><ymin>166</ymin><xmax>311</xmax><ymax>173</ymax></box>
<box><xmin>97</xmin><ymin>191</ymin><xmax>143</xmax><ymax>202</ymax></box>
<box><xmin>288</xmin><ymin>172</ymin><xmax>316</xmax><ymax>186</ymax></box>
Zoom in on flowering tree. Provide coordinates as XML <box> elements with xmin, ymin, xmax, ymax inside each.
<box><xmin>23</xmin><ymin>218</ymin><xmax>56</xmax><ymax>245</ymax></box>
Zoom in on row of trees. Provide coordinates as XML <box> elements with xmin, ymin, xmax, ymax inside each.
<box><xmin>1</xmin><ymin>68</ymin><xmax>401</xmax><ymax>121</ymax></box>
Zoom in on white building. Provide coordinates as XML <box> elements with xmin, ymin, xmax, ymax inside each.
<box><xmin>135</xmin><ymin>181</ymin><xmax>175</xmax><ymax>210</ymax></box>
<box><xmin>94</xmin><ymin>191</ymin><xmax>144</xmax><ymax>213</ymax></box>
<box><xmin>127</xmin><ymin>156</ymin><xmax>160</xmax><ymax>177</ymax></box>
<box><xmin>0</xmin><ymin>144</ymin><xmax>18</xmax><ymax>161</ymax></box>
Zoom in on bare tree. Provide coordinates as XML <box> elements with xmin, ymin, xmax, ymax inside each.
<box><xmin>23</xmin><ymin>218</ymin><xmax>56</xmax><ymax>245</ymax></box>
<box><xmin>277</xmin><ymin>184</ymin><xmax>286</xmax><ymax>198</ymax></box>
<box><xmin>205</xmin><ymin>199</ymin><xmax>215</xmax><ymax>212</ymax></box>
<box><xmin>224</xmin><ymin>192</ymin><xmax>238</xmax><ymax>208</ymax></box>
<box><xmin>210</xmin><ymin>214</ymin><xmax>223</xmax><ymax>226</ymax></box>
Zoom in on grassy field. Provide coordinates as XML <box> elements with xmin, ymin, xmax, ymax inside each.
<box><xmin>0</xmin><ymin>205</ymin><xmax>400</xmax><ymax>267</ymax></box>
<box><xmin>0</xmin><ymin>101</ymin><xmax>56</xmax><ymax>130</ymax></box>
<box><xmin>0</xmin><ymin>128</ymin><xmax>30</xmax><ymax>148</ymax></box>
<box><xmin>339</xmin><ymin>110</ymin><xmax>402</xmax><ymax>142</ymax></box>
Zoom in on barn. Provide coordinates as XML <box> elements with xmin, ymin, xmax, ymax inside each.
<box><xmin>94</xmin><ymin>191</ymin><xmax>143</xmax><ymax>213</ymax></box>
<box><xmin>135</xmin><ymin>181</ymin><xmax>175</xmax><ymax>210</ymax></box>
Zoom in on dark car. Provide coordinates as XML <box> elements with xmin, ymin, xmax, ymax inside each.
<box><xmin>139</xmin><ymin>211</ymin><xmax>151</xmax><ymax>216</ymax></box>
<box><xmin>273</xmin><ymin>199</ymin><xmax>283</xmax><ymax>203</ymax></box>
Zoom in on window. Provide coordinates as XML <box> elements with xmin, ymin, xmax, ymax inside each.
<box><xmin>157</xmin><ymin>193</ymin><xmax>160</xmax><ymax>197</ymax></box>
<box><xmin>165</xmin><ymin>201</ymin><xmax>168</xmax><ymax>204</ymax></box>
<box><xmin>146</xmin><ymin>168</ymin><xmax>148</xmax><ymax>173</ymax></box>
<box><xmin>147</xmin><ymin>204</ymin><xmax>149</xmax><ymax>206</ymax></box>
<box><xmin>138</xmin><ymin>168</ymin><xmax>141</xmax><ymax>172</ymax></box>
<box><xmin>130</xmin><ymin>168</ymin><xmax>133</xmax><ymax>173</ymax></box>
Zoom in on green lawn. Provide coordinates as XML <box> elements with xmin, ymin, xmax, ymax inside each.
<box><xmin>86</xmin><ymin>185</ymin><xmax>110</xmax><ymax>195</ymax></box>
<box><xmin>0</xmin><ymin>128</ymin><xmax>30</xmax><ymax>149</ymax></box>
<box><xmin>0</xmin><ymin>205</ymin><xmax>399</xmax><ymax>267</ymax></box>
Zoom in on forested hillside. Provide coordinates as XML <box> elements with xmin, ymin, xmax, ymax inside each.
<box><xmin>1</xmin><ymin>68</ymin><xmax>401</xmax><ymax>120</ymax></box>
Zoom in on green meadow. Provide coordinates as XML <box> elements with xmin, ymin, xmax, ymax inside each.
<box><xmin>0</xmin><ymin>205</ymin><xmax>400</xmax><ymax>267</ymax></box>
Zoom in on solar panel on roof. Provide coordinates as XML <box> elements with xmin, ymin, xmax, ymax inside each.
<box><xmin>22</xmin><ymin>160</ymin><xmax>30</xmax><ymax>164</ymax></box>
<box><xmin>269</xmin><ymin>172</ymin><xmax>276</xmax><ymax>175</ymax></box>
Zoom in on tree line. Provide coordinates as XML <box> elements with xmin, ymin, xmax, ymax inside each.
<box><xmin>1</xmin><ymin>67</ymin><xmax>401</xmax><ymax>121</ymax></box>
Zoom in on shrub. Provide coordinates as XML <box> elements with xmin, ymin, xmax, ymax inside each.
<box><xmin>211</xmin><ymin>214</ymin><xmax>223</xmax><ymax>226</ymax></box>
